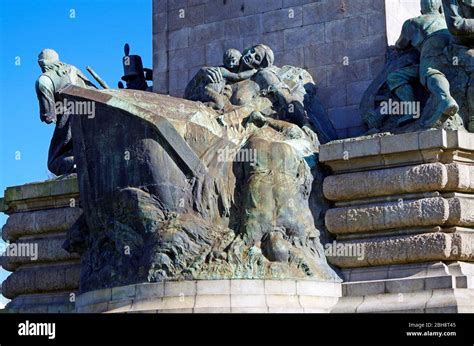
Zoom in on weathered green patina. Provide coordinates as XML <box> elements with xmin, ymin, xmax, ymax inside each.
<box><xmin>59</xmin><ymin>44</ymin><xmax>341</xmax><ymax>292</ymax></box>
<box><xmin>361</xmin><ymin>0</ymin><xmax>473</xmax><ymax>134</ymax></box>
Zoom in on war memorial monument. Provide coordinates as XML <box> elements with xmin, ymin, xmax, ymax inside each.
<box><xmin>1</xmin><ymin>0</ymin><xmax>474</xmax><ymax>314</ymax></box>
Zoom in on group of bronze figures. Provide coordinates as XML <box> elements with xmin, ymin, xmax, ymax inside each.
<box><xmin>362</xmin><ymin>0</ymin><xmax>474</xmax><ymax>134</ymax></box>
<box><xmin>32</xmin><ymin>0</ymin><xmax>474</xmax><ymax>291</ymax></box>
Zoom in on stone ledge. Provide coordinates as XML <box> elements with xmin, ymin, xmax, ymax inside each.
<box><xmin>1</xmin><ymin>233</ymin><xmax>80</xmax><ymax>271</ymax></box>
<box><xmin>2</xmin><ymin>262</ymin><xmax>81</xmax><ymax>299</ymax></box>
<box><xmin>326</xmin><ymin>197</ymin><xmax>447</xmax><ymax>234</ymax></box>
<box><xmin>341</xmin><ymin>261</ymin><xmax>452</xmax><ymax>282</ymax></box>
<box><xmin>325</xmin><ymin>196</ymin><xmax>474</xmax><ymax>235</ymax></box>
<box><xmin>327</xmin><ymin>231</ymin><xmax>474</xmax><ymax>268</ymax></box>
<box><xmin>75</xmin><ymin>275</ymin><xmax>474</xmax><ymax>313</ymax></box>
<box><xmin>4</xmin><ymin>195</ymin><xmax>79</xmax><ymax>214</ymax></box>
<box><xmin>333</xmin><ymin>192</ymin><xmax>441</xmax><ymax>208</ymax></box>
<box><xmin>333</xmin><ymin>288</ymin><xmax>474</xmax><ymax>313</ymax></box>
<box><xmin>3</xmin><ymin>176</ymin><xmax>79</xmax><ymax>204</ymax></box>
<box><xmin>323</xmin><ymin>162</ymin><xmax>474</xmax><ymax>202</ymax></box>
<box><xmin>75</xmin><ymin>280</ymin><xmax>342</xmax><ymax>313</ymax></box>
<box><xmin>1</xmin><ymin>176</ymin><xmax>82</xmax><ymax>313</ymax></box>
<box><xmin>6</xmin><ymin>291</ymin><xmax>76</xmax><ymax>313</ymax></box>
<box><xmin>342</xmin><ymin>275</ymin><xmax>467</xmax><ymax>297</ymax></box>
<box><xmin>2</xmin><ymin>207</ymin><xmax>82</xmax><ymax>242</ymax></box>
<box><xmin>319</xmin><ymin>130</ymin><xmax>474</xmax><ymax>173</ymax></box>
<box><xmin>2</xmin><ymin>176</ymin><xmax>79</xmax><ymax>214</ymax></box>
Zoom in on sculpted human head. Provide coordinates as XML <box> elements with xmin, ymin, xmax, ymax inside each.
<box><xmin>241</xmin><ymin>44</ymin><xmax>274</xmax><ymax>70</ymax></box>
<box><xmin>420</xmin><ymin>0</ymin><xmax>442</xmax><ymax>14</ymax></box>
<box><xmin>38</xmin><ymin>48</ymin><xmax>60</xmax><ymax>72</ymax></box>
<box><xmin>223</xmin><ymin>48</ymin><xmax>241</xmax><ymax>71</ymax></box>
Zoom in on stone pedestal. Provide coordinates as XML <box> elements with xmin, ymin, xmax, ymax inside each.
<box><xmin>75</xmin><ymin>280</ymin><xmax>342</xmax><ymax>313</ymax></box>
<box><xmin>334</xmin><ymin>261</ymin><xmax>474</xmax><ymax>313</ymax></box>
<box><xmin>3</xmin><ymin>130</ymin><xmax>474</xmax><ymax>313</ymax></box>
<box><xmin>319</xmin><ymin>129</ymin><xmax>474</xmax><ymax>313</ymax></box>
<box><xmin>76</xmin><ymin>265</ymin><xmax>474</xmax><ymax>313</ymax></box>
<box><xmin>0</xmin><ymin>176</ymin><xmax>81</xmax><ymax>312</ymax></box>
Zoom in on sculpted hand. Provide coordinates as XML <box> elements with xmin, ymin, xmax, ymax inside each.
<box><xmin>205</xmin><ymin>67</ymin><xmax>223</xmax><ymax>84</ymax></box>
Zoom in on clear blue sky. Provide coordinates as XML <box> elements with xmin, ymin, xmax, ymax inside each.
<box><xmin>0</xmin><ymin>0</ymin><xmax>152</xmax><ymax>305</ymax></box>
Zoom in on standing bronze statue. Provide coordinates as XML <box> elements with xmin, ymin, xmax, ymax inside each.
<box><xmin>35</xmin><ymin>48</ymin><xmax>96</xmax><ymax>175</ymax></box>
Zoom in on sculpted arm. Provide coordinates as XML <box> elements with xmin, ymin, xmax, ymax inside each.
<box><xmin>35</xmin><ymin>75</ymin><xmax>56</xmax><ymax>124</ymax></box>
<box><xmin>245</xmin><ymin>111</ymin><xmax>305</xmax><ymax>139</ymax></box>
<box><xmin>395</xmin><ymin>20</ymin><xmax>414</xmax><ymax>50</ymax></box>
<box><xmin>221</xmin><ymin>68</ymin><xmax>258</xmax><ymax>82</ymax></box>
<box><xmin>443</xmin><ymin>0</ymin><xmax>474</xmax><ymax>37</ymax></box>
<box><xmin>267</xmin><ymin>118</ymin><xmax>304</xmax><ymax>139</ymax></box>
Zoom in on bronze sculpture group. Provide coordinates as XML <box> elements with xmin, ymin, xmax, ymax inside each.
<box><xmin>362</xmin><ymin>0</ymin><xmax>474</xmax><ymax>134</ymax></box>
<box><xmin>34</xmin><ymin>0</ymin><xmax>474</xmax><ymax>292</ymax></box>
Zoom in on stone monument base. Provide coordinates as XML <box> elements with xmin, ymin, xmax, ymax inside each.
<box><xmin>0</xmin><ymin>176</ymin><xmax>81</xmax><ymax>313</ymax></box>
<box><xmin>4</xmin><ymin>130</ymin><xmax>474</xmax><ymax>313</ymax></box>
<box><xmin>75</xmin><ymin>264</ymin><xmax>474</xmax><ymax>313</ymax></box>
<box><xmin>75</xmin><ymin>280</ymin><xmax>342</xmax><ymax>313</ymax></box>
<box><xmin>335</xmin><ymin>261</ymin><xmax>474</xmax><ymax>313</ymax></box>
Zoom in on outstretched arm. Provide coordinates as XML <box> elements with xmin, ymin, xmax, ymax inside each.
<box><xmin>221</xmin><ymin>67</ymin><xmax>257</xmax><ymax>82</ymax></box>
<box><xmin>245</xmin><ymin>111</ymin><xmax>304</xmax><ymax>139</ymax></box>
<box><xmin>267</xmin><ymin>118</ymin><xmax>304</xmax><ymax>139</ymax></box>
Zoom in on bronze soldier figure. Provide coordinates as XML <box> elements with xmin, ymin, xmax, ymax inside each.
<box><xmin>35</xmin><ymin>48</ymin><xmax>96</xmax><ymax>175</ymax></box>
<box><xmin>389</xmin><ymin>0</ymin><xmax>459</xmax><ymax>127</ymax></box>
